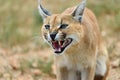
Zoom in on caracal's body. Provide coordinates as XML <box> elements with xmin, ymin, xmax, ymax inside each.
<box><xmin>37</xmin><ymin>0</ymin><xmax>109</xmax><ymax>80</ymax></box>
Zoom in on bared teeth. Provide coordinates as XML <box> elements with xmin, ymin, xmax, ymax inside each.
<box><xmin>58</xmin><ymin>41</ymin><xmax>61</xmax><ymax>46</ymax></box>
<box><xmin>62</xmin><ymin>39</ymin><xmax>68</xmax><ymax>47</ymax></box>
<box><xmin>58</xmin><ymin>48</ymin><xmax>61</xmax><ymax>52</ymax></box>
<box><xmin>58</xmin><ymin>41</ymin><xmax>64</xmax><ymax>47</ymax></box>
<box><xmin>51</xmin><ymin>38</ymin><xmax>72</xmax><ymax>52</ymax></box>
<box><xmin>61</xmin><ymin>41</ymin><xmax>64</xmax><ymax>46</ymax></box>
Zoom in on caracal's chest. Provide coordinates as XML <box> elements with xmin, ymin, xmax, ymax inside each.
<box><xmin>55</xmin><ymin>52</ymin><xmax>95</xmax><ymax>71</ymax></box>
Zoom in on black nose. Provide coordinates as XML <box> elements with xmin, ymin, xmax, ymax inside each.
<box><xmin>50</xmin><ymin>32</ymin><xmax>57</xmax><ymax>41</ymax></box>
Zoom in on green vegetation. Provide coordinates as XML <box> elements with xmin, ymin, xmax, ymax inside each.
<box><xmin>0</xmin><ymin>0</ymin><xmax>43</xmax><ymax>49</ymax></box>
<box><xmin>0</xmin><ymin>0</ymin><xmax>119</xmax><ymax>49</ymax></box>
<box><xmin>87</xmin><ymin>0</ymin><xmax>120</xmax><ymax>32</ymax></box>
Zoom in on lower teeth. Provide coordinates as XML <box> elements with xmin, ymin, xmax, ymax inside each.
<box><xmin>58</xmin><ymin>48</ymin><xmax>61</xmax><ymax>51</ymax></box>
<box><xmin>55</xmin><ymin>48</ymin><xmax>61</xmax><ymax>52</ymax></box>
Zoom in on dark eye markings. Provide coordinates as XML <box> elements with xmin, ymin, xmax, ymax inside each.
<box><xmin>59</xmin><ymin>24</ymin><xmax>68</xmax><ymax>29</ymax></box>
<box><xmin>44</xmin><ymin>24</ymin><xmax>68</xmax><ymax>30</ymax></box>
<box><xmin>45</xmin><ymin>25</ymin><xmax>50</xmax><ymax>29</ymax></box>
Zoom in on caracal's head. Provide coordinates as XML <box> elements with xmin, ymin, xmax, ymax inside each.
<box><xmin>38</xmin><ymin>0</ymin><xmax>86</xmax><ymax>55</ymax></box>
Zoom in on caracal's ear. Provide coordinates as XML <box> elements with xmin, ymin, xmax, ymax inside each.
<box><xmin>72</xmin><ymin>0</ymin><xmax>86</xmax><ymax>23</ymax></box>
<box><xmin>37</xmin><ymin>0</ymin><xmax>51</xmax><ymax>22</ymax></box>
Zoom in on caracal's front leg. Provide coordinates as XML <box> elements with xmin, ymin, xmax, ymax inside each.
<box><xmin>81</xmin><ymin>65</ymin><xmax>96</xmax><ymax>80</ymax></box>
<box><xmin>68</xmin><ymin>70</ymin><xmax>78</xmax><ymax>80</ymax></box>
<box><xmin>56</xmin><ymin>67</ymin><xmax>68</xmax><ymax>80</ymax></box>
<box><xmin>56</xmin><ymin>67</ymin><xmax>79</xmax><ymax>80</ymax></box>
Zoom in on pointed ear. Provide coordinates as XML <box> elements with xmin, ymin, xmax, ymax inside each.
<box><xmin>37</xmin><ymin>0</ymin><xmax>51</xmax><ymax>21</ymax></box>
<box><xmin>72</xmin><ymin>0</ymin><xmax>86</xmax><ymax>23</ymax></box>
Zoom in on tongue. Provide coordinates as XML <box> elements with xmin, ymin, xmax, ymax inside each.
<box><xmin>52</xmin><ymin>41</ymin><xmax>61</xmax><ymax>51</ymax></box>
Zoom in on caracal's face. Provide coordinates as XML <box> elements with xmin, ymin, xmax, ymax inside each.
<box><xmin>42</xmin><ymin>14</ymin><xmax>83</xmax><ymax>54</ymax></box>
<box><xmin>38</xmin><ymin>0</ymin><xmax>86</xmax><ymax>55</ymax></box>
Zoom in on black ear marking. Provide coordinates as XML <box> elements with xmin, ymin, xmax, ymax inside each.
<box><xmin>78</xmin><ymin>16</ymin><xmax>82</xmax><ymax>23</ymax></box>
<box><xmin>72</xmin><ymin>0</ymin><xmax>86</xmax><ymax>23</ymax></box>
<box><xmin>39</xmin><ymin>5</ymin><xmax>51</xmax><ymax>16</ymax></box>
<box><xmin>38</xmin><ymin>0</ymin><xmax>51</xmax><ymax>21</ymax></box>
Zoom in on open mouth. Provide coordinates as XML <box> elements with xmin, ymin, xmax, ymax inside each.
<box><xmin>50</xmin><ymin>38</ymin><xmax>73</xmax><ymax>54</ymax></box>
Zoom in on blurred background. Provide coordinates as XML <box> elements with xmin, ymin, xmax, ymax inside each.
<box><xmin>0</xmin><ymin>0</ymin><xmax>120</xmax><ymax>80</ymax></box>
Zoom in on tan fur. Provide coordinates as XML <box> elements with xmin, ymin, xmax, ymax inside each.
<box><xmin>41</xmin><ymin>6</ymin><xmax>109</xmax><ymax>80</ymax></box>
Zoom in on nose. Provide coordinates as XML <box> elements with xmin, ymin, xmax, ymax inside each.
<box><xmin>50</xmin><ymin>32</ymin><xmax>57</xmax><ymax>41</ymax></box>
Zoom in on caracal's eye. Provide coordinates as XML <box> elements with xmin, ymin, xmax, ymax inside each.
<box><xmin>59</xmin><ymin>24</ymin><xmax>68</xmax><ymax>29</ymax></box>
<box><xmin>45</xmin><ymin>25</ymin><xmax>50</xmax><ymax>29</ymax></box>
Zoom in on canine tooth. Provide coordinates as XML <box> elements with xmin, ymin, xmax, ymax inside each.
<box><xmin>62</xmin><ymin>40</ymin><xmax>67</xmax><ymax>47</ymax></box>
<box><xmin>59</xmin><ymin>41</ymin><xmax>61</xmax><ymax>46</ymax></box>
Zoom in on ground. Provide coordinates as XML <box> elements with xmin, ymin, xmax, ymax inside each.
<box><xmin>0</xmin><ymin>48</ymin><xmax>120</xmax><ymax>80</ymax></box>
